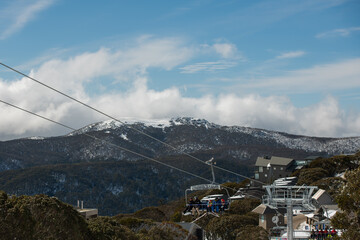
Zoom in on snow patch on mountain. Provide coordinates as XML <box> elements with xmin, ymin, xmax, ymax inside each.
<box><xmin>227</xmin><ymin>126</ymin><xmax>360</xmax><ymax>154</ymax></box>
<box><xmin>120</xmin><ymin>133</ymin><xmax>129</xmax><ymax>141</ymax></box>
<box><xmin>69</xmin><ymin>117</ymin><xmax>220</xmax><ymax>136</ymax></box>
<box><xmin>169</xmin><ymin>117</ymin><xmax>219</xmax><ymax>129</ymax></box>
<box><xmin>27</xmin><ymin>136</ymin><xmax>45</xmax><ymax>140</ymax></box>
<box><xmin>106</xmin><ymin>184</ymin><xmax>124</xmax><ymax>195</ymax></box>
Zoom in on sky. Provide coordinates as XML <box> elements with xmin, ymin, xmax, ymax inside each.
<box><xmin>0</xmin><ymin>0</ymin><xmax>360</xmax><ymax>141</ymax></box>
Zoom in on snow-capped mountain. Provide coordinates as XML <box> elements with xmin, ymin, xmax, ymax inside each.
<box><xmin>70</xmin><ymin>117</ymin><xmax>360</xmax><ymax>156</ymax></box>
<box><xmin>1</xmin><ymin>116</ymin><xmax>359</xmax><ymax>173</ymax></box>
<box><xmin>0</xmin><ymin>117</ymin><xmax>359</xmax><ymax>215</ymax></box>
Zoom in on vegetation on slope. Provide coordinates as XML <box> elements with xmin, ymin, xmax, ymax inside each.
<box><xmin>0</xmin><ymin>191</ymin><xmax>92</xmax><ymax>240</ymax></box>
<box><xmin>2</xmin><ymin>153</ymin><xmax>358</xmax><ymax>239</ymax></box>
<box><xmin>0</xmin><ymin>191</ymin><xmax>190</xmax><ymax>240</ymax></box>
<box><xmin>331</xmin><ymin>167</ymin><xmax>360</xmax><ymax>240</ymax></box>
<box><xmin>0</xmin><ymin>156</ymin><xmax>251</xmax><ymax>216</ymax></box>
<box><xmin>0</xmin><ymin>180</ymin><xmax>266</xmax><ymax>240</ymax></box>
<box><xmin>292</xmin><ymin>152</ymin><xmax>360</xmax><ymax>197</ymax></box>
<box><xmin>292</xmin><ymin>152</ymin><xmax>360</xmax><ymax>240</ymax></box>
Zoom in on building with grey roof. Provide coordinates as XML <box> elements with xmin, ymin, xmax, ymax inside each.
<box><xmin>254</xmin><ymin>156</ymin><xmax>295</xmax><ymax>185</ymax></box>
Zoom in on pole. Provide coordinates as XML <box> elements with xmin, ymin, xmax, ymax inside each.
<box><xmin>287</xmin><ymin>198</ymin><xmax>293</xmax><ymax>240</ymax></box>
<box><xmin>210</xmin><ymin>163</ymin><xmax>215</xmax><ymax>184</ymax></box>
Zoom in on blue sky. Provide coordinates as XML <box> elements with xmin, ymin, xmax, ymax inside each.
<box><xmin>0</xmin><ymin>0</ymin><xmax>360</xmax><ymax>140</ymax></box>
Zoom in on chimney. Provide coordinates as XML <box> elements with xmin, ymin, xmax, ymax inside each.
<box><xmin>77</xmin><ymin>200</ymin><xmax>80</xmax><ymax>208</ymax></box>
<box><xmin>81</xmin><ymin>200</ymin><xmax>84</xmax><ymax>209</ymax></box>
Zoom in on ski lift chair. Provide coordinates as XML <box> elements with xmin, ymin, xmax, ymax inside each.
<box><xmin>184</xmin><ymin>157</ymin><xmax>231</xmax><ymax>211</ymax></box>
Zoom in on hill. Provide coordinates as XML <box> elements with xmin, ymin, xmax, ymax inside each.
<box><xmin>0</xmin><ymin>117</ymin><xmax>359</xmax><ymax>215</ymax></box>
<box><xmin>0</xmin><ymin>153</ymin><xmax>359</xmax><ymax>239</ymax></box>
<box><xmin>0</xmin><ymin>191</ymin><xmax>189</xmax><ymax>240</ymax></box>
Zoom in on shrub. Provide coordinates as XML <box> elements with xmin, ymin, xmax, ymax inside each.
<box><xmin>228</xmin><ymin>198</ymin><xmax>261</xmax><ymax>215</ymax></box>
<box><xmin>235</xmin><ymin>225</ymin><xmax>268</xmax><ymax>240</ymax></box>
<box><xmin>88</xmin><ymin>216</ymin><xmax>138</xmax><ymax>240</ymax></box>
<box><xmin>205</xmin><ymin>215</ymin><xmax>258</xmax><ymax>240</ymax></box>
<box><xmin>297</xmin><ymin>168</ymin><xmax>329</xmax><ymax>185</ymax></box>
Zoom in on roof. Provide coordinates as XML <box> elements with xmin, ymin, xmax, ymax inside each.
<box><xmin>282</xmin><ymin>231</ymin><xmax>311</xmax><ymax>238</ymax></box>
<box><xmin>312</xmin><ymin>189</ymin><xmax>326</xmax><ymax>200</ymax></box>
<box><xmin>255</xmin><ymin>156</ymin><xmax>294</xmax><ymax>167</ymax></box>
<box><xmin>270</xmin><ymin>156</ymin><xmax>293</xmax><ymax>166</ymax></box>
<box><xmin>322</xmin><ymin>204</ymin><xmax>340</xmax><ymax>211</ymax></box>
<box><xmin>252</xmin><ymin>204</ymin><xmax>279</xmax><ymax>214</ymax></box>
<box><xmin>255</xmin><ymin>157</ymin><xmax>271</xmax><ymax>167</ymax></box>
<box><xmin>305</xmin><ymin>156</ymin><xmax>321</xmax><ymax>160</ymax></box>
<box><xmin>177</xmin><ymin>222</ymin><xmax>202</xmax><ymax>235</ymax></box>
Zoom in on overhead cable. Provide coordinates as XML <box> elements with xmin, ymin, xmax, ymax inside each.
<box><xmin>1</xmin><ymin>99</ymin><xmax>262</xmax><ymax>197</ymax></box>
<box><xmin>0</xmin><ymin>99</ymin><xmax>213</xmax><ymax>184</ymax></box>
<box><xmin>0</xmin><ymin>62</ymin><xmax>264</xmax><ymax>185</ymax></box>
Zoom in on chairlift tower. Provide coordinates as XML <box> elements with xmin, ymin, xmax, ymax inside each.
<box><xmin>262</xmin><ymin>185</ymin><xmax>318</xmax><ymax>240</ymax></box>
<box><xmin>185</xmin><ymin>157</ymin><xmax>229</xmax><ymax>204</ymax></box>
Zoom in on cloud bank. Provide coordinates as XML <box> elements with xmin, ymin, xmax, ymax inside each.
<box><xmin>1</xmin><ymin>37</ymin><xmax>359</xmax><ymax>140</ymax></box>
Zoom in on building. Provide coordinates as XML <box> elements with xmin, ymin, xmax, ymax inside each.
<box><xmin>252</xmin><ymin>204</ymin><xmax>286</xmax><ymax>231</ymax></box>
<box><xmin>177</xmin><ymin>222</ymin><xmax>204</xmax><ymax>240</ymax></box>
<box><xmin>254</xmin><ymin>187</ymin><xmax>341</xmax><ymax>239</ymax></box>
<box><xmin>254</xmin><ymin>156</ymin><xmax>294</xmax><ymax>184</ymax></box>
<box><xmin>312</xmin><ymin>189</ymin><xmax>335</xmax><ymax>206</ymax></box>
<box><xmin>75</xmin><ymin>200</ymin><xmax>98</xmax><ymax>219</ymax></box>
<box><xmin>77</xmin><ymin>208</ymin><xmax>98</xmax><ymax>219</ymax></box>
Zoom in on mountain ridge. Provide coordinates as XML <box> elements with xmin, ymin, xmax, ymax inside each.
<box><xmin>0</xmin><ymin>117</ymin><xmax>359</xmax><ymax>215</ymax></box>
<box><xmin>68</xmin><ymin>117</ymin><xmax>360</xmax><ymax>155</ymax></box>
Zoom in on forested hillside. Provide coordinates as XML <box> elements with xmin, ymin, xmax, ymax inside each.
<box><xmin>1</xmin><ymin>153</ymin><xmax>359</xmax><ymax>239</ymax></box>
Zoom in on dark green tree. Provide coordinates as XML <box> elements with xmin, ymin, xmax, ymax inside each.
<box><xmin>88</xmin><ymin>216</ymin><xmax>138</xmax><ymax>240</ymax></box>
<box><xmin>296</xmin><ymin>168</ymin><xmax>329</xmax><ymax>185</ymax></box>
<box><xmin>228</xmin><ymin>198</ymin><xmax>261</xmax><ymax>215</ymax></box>
<box><xmin>235</xmin><ymin>225</ymin><xmax>268</xmax><ymax>240</ymax></box>
<box><xmin>331</xmin><ymin>167</ymin><xmax>360</xmax><ymax>239</ymax></box>
<box><xmin>0</xmin><ymin>192</ymin><xmax>92</xmax><ymax>240</ymax></box>
<box><xmin>205</xmin><ymin>215</ymin><xmax>257</xmax><ymax>240</ymax></box>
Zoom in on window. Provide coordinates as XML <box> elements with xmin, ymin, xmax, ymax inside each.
<box><xmin>264</xmin><ymin>174</ymin><xmax>267</xmax><ymax>177</ymax></box>
<box><xmin>273</xmin><ymin>167</ymin><xmax>277</xmax><ymax>170</ymax></box>
<box><xmin>255</xmin><ymin>173</ymin><xmax>259</xmax><ymax>179</ymax></box>
<box><xmin>259</xmin><ymin>166</ymin><xmax>263</xmax><ymax>172</ymax></box>
<box><xmin>261</xmin><ymin>215</ymin><xmax>265</xmax><ymax>223</ymax></box>
<box><xmin>280</xmin><ymin>167</ymin><xmax>284</xmax><ymax>170</ymax></box>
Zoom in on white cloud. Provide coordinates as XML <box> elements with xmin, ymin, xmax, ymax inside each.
<box><xmin>275</xmin><ymin>51</ymin><xmax>305</xmax><ymax>59</ymax></box>
<box><xmin>316</xmin><ymin>27</ymin><xmax>360</xmax><ymax>38</ymax></box>
<box><xmin>179</xmin><ymin>42</ymin><xmax>244</xmax><ymax>74</ymax></box>
<box><xmin>240</xmin><ymin>58</ymin><xmax>360</xmax><ymax>92</ymax></box>
<box><xmin>180</xmin><ymin>60</ymin><xmax>237</xmax><ymax>74</ymax></box>
<box><xmin>0</xmin><ymin>37</ymin><xmax>194</xmax><ymax>139</ymax></box>
<box><xmin>0</xmin><ymin>0</ymin><xmax>56</xmax><ymax>40</ymax></box>
<box><xmin>212</xmin><ymin>43</ymin><xmax>238</xmax><ymax>59</ymax></box>
<box><xmin>1</xmin><ymin>39</ymin><xmax>360</xmax><ymax>140</ymax></box>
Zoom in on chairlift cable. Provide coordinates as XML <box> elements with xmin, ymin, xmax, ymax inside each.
<box><xmin>0</xmin><ymin>62</ymin><xmax>264</xmax><ymax>185</ymax></box>
<box><xmin>1</xmin><ymin>99</ymin><xmax>262</xmax><ymax>198</ymax></box>
<box><xmin>0</xmin><ymin>99</ymin><xmax>212</xmax><ymax>183</ymax></box>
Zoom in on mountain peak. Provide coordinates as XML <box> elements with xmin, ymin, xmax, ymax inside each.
<box><xmin>69</xmin><ymin>117</ymin><xmax>221</xmax><ymax>136</ymax></box>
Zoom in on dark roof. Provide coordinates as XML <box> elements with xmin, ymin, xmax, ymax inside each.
<box><xmin>255</xmin><ymin>156</ymin><xmax>294</xmax><ymax>167</ymax></box>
